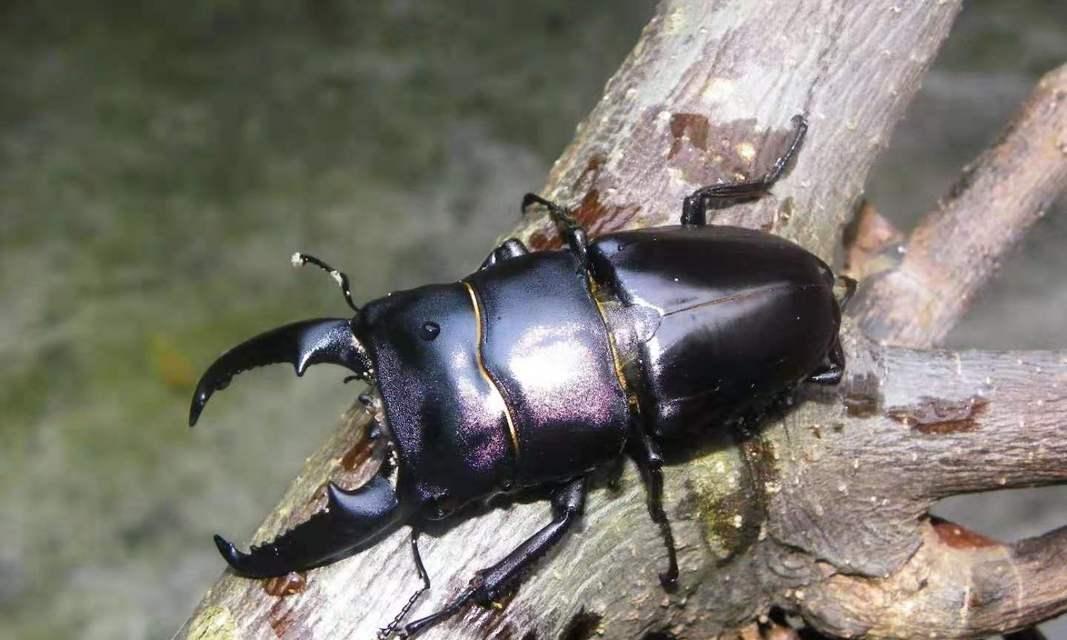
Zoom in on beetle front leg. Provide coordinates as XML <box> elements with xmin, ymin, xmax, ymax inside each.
<box><xmin>378</xmin><ymin>529</ymin><xmax>432</xmax><ymax>640</ymax></box>
<box><xmin>628</xmin><ymin>429</ymin><xmax>679</xmax><ymax>588</ymax></box>
<box><xmin>400</xmin><ymin>476</ymin><xmax>588</xmax><ymax>638</ymax></box>
<box><xmin>681</xmin><ymin>114</ymin><xmax>808</xmax><ymax>226</ymax></box>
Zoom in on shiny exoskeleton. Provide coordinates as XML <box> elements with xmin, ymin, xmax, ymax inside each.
<box><xmin>189</xmin><ymin>115</ymin><xmax>852</xmax><ymax>637</ymax></box>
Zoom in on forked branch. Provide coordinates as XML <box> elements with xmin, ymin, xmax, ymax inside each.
<box><xmin>853</xmin><ymin>63</ymin><xmax>1067</xmax><ymax>348</ymax></box>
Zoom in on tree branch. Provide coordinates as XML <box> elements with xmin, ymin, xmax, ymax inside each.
<box><xmin>177</xmin><ymin>2</ymin><xmax>1067</xmax><ymax>639</ymax></box>
<box><xmin>509</xmin><ymin>0</ymin><xmax>961</xmax><ymax>264</ymax></box>
<box><xmin>819</xmin><ymin>340</ymin><xmax>1067</xmax><ymax>506</ymax></box>
<box><xmin>853</xmin><ymin>63</ymin><xmax>1067</xmax><ymax>348</ymax></box>
<box><xmin>807</xmin><ymin>522</ymin><xmax>1067</xmax><ymax>638</ymax></box>
<box><xmin>767</xmin><ymin>336</ymin><xmax>1067</xmax><ymax>572</ymax></box>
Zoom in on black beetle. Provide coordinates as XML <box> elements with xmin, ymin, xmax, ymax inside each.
<box><xmin>189</xmin><ymin>115</ymin><xmax>852</xmax><ymax>637</ymax></box>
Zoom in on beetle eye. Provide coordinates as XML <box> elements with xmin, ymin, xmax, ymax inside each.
<box><xmin>420</xmin><ymin>321</ymin><xmax>441</xmax><ymax>341</ymax></box>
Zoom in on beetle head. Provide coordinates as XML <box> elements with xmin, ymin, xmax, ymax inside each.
<box><xmin>189</xmin><ymin>254</ymin><xmax>412</xmax><ymax>577</ymax></box>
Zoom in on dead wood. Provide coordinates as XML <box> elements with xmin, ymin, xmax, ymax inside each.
<box><xmin>176</xmin><ymin>2</ymin><xmax>1067</xmax><ymax>639</ymax></box>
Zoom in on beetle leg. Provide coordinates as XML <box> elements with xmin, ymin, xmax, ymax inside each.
<box><xmin>400</xmin><ymin>477</ymin><xmax>587</xmax><ymax>638</ymax></box>
<box><xmin>479</xmin><ymin>238</ymin><xmax>529</xmax><ymax>270</ymax></box>
<box><xmin>214</xmin><ymin>474</ymin><xmax>404</xmax><ymax>578</ymax></box>
<box><xmin>521</xmin><ymin>192</ymin><xmax>571</xmax><ymax>225</ymax></box>
<box><xmin>521</xmin><ymin>193</ymin><xmax>590</xmax><ymax>268</ymax></box>
<box><xmin>681</xmin><ymin>114</ymin><xmax>808</xmax><ymax>226</ymax></box>
<box><xmin>378</xmin><ymin>529</ymin><xmax>432</xmax><ymax>639</ymax></box>
<box><xmin>628</xmin><ymin>430</ymin><xmax>680</xmax><ymax>589</ymax></box>
<box><xmin>807</xmin><ymin>337</ymin><xmax>845</xmax><ymax>385</ymax></box>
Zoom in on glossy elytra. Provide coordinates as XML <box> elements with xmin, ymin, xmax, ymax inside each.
<box><xmin>189</xmin><ymin>115</ymin><xmax>854</xmax><ymax>638</ymax></box>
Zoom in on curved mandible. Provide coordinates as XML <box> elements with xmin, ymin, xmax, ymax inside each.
<box><xmin>189</xmin><ymin>317</ymin><xmax>366</xmax><ymax>426</ymax></box>
<box><xmin>214</xmin><ymin>474</ymin><xmax>405</xmax><ymax>577</ymax></box>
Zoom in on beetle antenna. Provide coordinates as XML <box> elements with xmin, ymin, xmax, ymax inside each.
<box><xmin>291</xmin><ymin>252</ymin><xmax>360</xmax><ymax>314</ymax></box>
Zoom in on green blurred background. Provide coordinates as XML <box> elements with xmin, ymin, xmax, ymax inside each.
<box><xmin>1</xmin><ymin>1</ymin><xmax>1064</xmax><ymax>638</ymax></box>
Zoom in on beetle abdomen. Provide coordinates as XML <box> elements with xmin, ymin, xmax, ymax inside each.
<box><xmin>466</xmin><ymin>250</ymin><xmax>631</xmax><ymax>485</ymax></box>
<box><xmin>590</xmin><ymin>225</ymin><xmax>839</xmax><ymax>439</ymax></box>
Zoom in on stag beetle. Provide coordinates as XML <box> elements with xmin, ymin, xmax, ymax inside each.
<box><xmin>189</xmin><ymin>115</ymin><xmax>852</xmax><ymax>637</ymax></box>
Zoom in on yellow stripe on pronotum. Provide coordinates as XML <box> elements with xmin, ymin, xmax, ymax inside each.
<box><xmin>463</xmin><ymin>281</ymin><xmax>521</xmax><ymax>459</ymax></box>
<box><xmin>588</xmin><ymin>277</ymin><xmax>640</xmax><ymax>413</ymax></box>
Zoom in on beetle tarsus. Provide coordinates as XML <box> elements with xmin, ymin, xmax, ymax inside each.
<box><xmin>401</xmin><ymin>477</ymin><xmax>588</xmax><ymax>637</ymax></box>
<box><xmin>215</xmin><ymin>475</ymin><xmax>402</xmax><ymax>578</ymax></box>
<box><xmin>520</xmin><ymin>193</ymin><xmax>570</xmax><ymax>223</ymax></box>
<box><xmin>188</xmin><ymin>317</ymin><xmax>366</xmax><ymax>426</ymax></box>
<box><xmin>681</xmin><ymin>113</ymin><xmax>808</xmax><ymax>226</ymax></box>
<box><xmin>835</xmin><ymin>274</ymin><xmax>858</xmax><ymax>310</ymax></box>
<box><xmin>378</xmin><ymin>530</ymin><xmax>432</xmax><ymax>639</ymax></box>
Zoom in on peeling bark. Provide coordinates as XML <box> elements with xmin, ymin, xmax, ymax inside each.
<box><xmin>176</xmin><ymin>1</ymin><xmax>1067</xmax><ymax>639</ymax></box>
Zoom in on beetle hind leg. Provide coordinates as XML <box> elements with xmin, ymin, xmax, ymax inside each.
<box><xmin>629</xmin><ymin>430</ymin><xmax>680</xmax><ymax>588</ymax></box>
<box><xmin>807</xmin><ymin>337</ymin><xmax>845</xmax><ymax>385</ymax></box>
<box><xmin>681</xmin><ymin>114</ymin><xmax>808</xmax><ymax>226</ymax></box>
<box><xmin>521</xmin><ymin>193</ymin><xmax>590</xmax><ymax>268</ymax></box>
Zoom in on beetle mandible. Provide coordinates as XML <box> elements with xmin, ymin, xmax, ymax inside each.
<box><xmin>189</xmin><ymin>115</ymin><xmax>853</xmax><ymax>637</ymax></box>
